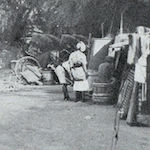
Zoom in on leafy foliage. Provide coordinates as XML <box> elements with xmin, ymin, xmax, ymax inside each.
<box><xmin>0</xmin><ymin>0</ymin><xmax>150</xmax><ymax>45</ymax></box>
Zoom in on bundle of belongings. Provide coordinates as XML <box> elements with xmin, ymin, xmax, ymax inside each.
<box><xmin>108</xmin><ymin>26</ymin><xmax>150</xmax><ymax>126</ymax></box>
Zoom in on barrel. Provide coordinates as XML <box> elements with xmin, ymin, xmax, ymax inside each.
<box><xmin>92</xmin><ymin>78</ymin><xmax>116</xmax><ymax>104</ymax></box>
<box><xmin>87</xmin><ymin>70</ymin><xmax>99</xmax><ymax>91</ymax></box>
<box><xmin>42</xmin><ymin>70</ymin><xmax>54</xmax><ymax>85</ymax></box>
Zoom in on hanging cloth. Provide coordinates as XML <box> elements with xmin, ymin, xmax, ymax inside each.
<box><xmin>127</xmin><ymin>34</ymin><xmax>140</xmax><ymax>65</ymax></box>
<box><xmin>140</xmin><ymin>35</ymin><xmax>150</xmax><ymax>56</ymax></box>
<box><xmin>134</xmin><ymin>55</ymin><xmax>147</xmax><ymax>83</ymax></box>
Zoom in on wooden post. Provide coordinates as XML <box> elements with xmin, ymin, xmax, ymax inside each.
<box><xmin>101</xmin><ymin>23</ymin><xmax>104</xmax><ymax>38</ymax></box>
<box><xmin>126</xmin><ymin>82</ymin><xmax>138</xmax><ymax>125</ymax></box>
<box><xmin>146</xmin><ymin>55</ymin><xmax>150</xmax><ymax>113</ymax></box>
<box><xmin>120</xmin><ymin>13</ymin><xmax>123</xmax><ymax>35</ymax></box>
<box><xmin>87</xmin><ymin>33</ymin><xmax>92</xmax><ymax>68</ymax></box>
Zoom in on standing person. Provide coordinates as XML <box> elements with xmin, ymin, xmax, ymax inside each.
<box><xmin>48</xmin><ymin>60</ymin><xmax>72</xmax><ymax>101</ymax></box>
<box><xmin>69</xmin><ymin>41</ymin><xmax>89</xmax><ymax>102</ymax></box>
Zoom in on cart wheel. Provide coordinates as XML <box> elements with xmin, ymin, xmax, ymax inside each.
<box><xmin>15</xmin><ymin>56</ymin><xmax>41</xmax><ymax>77</ymax></box>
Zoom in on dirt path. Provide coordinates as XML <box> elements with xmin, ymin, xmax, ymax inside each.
<box><xmin>0</xmin><ymin>85</ymin><xmax>149</xmax><ymax>150</ymax></box>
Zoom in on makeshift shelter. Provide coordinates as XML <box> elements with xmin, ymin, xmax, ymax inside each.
<box><xmin>109</xmin><ymin>26</ymin><xmax>150</xmax><ymax>126</ymax></box>
<box><xmin>88</xmin><ymin>36</ymin><xmax>113</xmax><ymax>71</ymax></box>
<box><xmin>72</xmin><ymin>34</ymin><xmax>88</xmax><ymax>45</ymax></box>
<box><xmin>59</xmin><ymin>34</ymin><xmax>78</xmax><ymax>62</ymax></box>
<box><xmin>87</xmin><ymin>36</ymin><xmax>113</xmax><ymax>93</ymax></box>
<box><xmin>26</xmin><ymin>33</ymin><xmax>61</xmax><ymax>68</ymax></box>
<box><xmin>60</xmin><ymin>34</ymin><xmax>78</xmax><ymax>50</ymax></box>
<box><xmin>27</xmin><ymin>33</ymin><xmax>61</xmax><ymax>56</ymax></box>
<box><xmin>31</xmin><ymin>33</ymin><xmax>60</xmax><ymax>50</ymax></box>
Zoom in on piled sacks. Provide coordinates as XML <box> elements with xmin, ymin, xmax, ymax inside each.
<box><xmin>108</xmin><ymin>26</ymin><xmax>150</xmax><ymax>126</ymax></box>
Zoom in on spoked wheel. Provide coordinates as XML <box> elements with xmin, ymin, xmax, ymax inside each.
<box><xmin>15</xmin><ymin>56</ymin><xmax>41</xmax><ymax>78</ymax></box>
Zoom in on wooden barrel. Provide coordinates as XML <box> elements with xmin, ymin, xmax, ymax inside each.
<box><xmin>87</xmin><ymin>70</ymin><xmax>99</xmax><ymax>91</ymax></box>
<box><xmin>42</xmin><ymin>70</ymin><xmax>54</xmax><ymax>85</ymax></box>
<box><xmin>92</xmin><ymin>78</ymin><xmax>116</xmax><ymax>104</ymax></box>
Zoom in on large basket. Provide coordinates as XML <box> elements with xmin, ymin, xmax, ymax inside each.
<box><xmin>92</xmin><ymin>78</ymin><xmax>116</xmax><ymax>104</ymax></box>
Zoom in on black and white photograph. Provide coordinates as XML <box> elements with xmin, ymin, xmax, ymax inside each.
<box><xmin>0</xmin><ymin>0</ymin><xmax>150</xmax><ymax>150</ymax></box>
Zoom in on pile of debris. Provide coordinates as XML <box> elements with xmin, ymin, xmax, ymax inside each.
<box><xmin>13</xmin><ymin>60</ymin><xmax>54</xmax><ymax>86</ymax></box>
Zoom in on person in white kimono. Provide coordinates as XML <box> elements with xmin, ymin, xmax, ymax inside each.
<box><xmin>69</xmin><ymin>41</ymin><xmax>89</xmax><ymax>102</ymax></box>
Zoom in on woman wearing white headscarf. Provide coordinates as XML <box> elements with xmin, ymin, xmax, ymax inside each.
<box><xmin>69</xmin><ymin>41</ymin><xmax>89</xmax><ymax>102</ymax></box>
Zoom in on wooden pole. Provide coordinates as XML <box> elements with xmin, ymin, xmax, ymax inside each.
<box><xmin>119</xmin><ymin>6</ymin><xmax>128</xmax><ymax>35</ymax></box>
<box><xmin>101</xmin><ymin>23</ymin><xmax>104</xmax><ymax>38</ymax></box>
<box><xmin>146</xmin><ymin>55</ymin><xmax>150</xmax><ymax>113</ymax></box>
<box><xmin>108</xmin><ymin>11</ymin><xmax>115</xmax><ymax>35</ymax></box>
<box><xmin>126</xmin><ymin>82</ymin><xmax>138</xmax><ymax>125</ymax></box>
<box><xmin>120</xmin><ymin>13</ymin><xmax>123</xmax><ymax>35</ymax></box>
<box><xmin>87</xmin><ymin>33</ymin><xmax>92</xmax><ymax>68</ymax></box>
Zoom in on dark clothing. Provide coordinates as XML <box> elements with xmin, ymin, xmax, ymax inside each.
<box><xmin>98</xmin><ymin>62</ymin><xmax>114</xmax><ymax>83</ymax></box>
<box><xmin>62</xmin><ymin>84</ymin><xmax>70</xmax><ymax>100</ymax></box>
<box><xmin>75</xmin><ymin>91</ymin><xmax>84</xmax><ymax>102</ymax></box>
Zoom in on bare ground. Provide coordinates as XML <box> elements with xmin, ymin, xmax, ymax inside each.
<box><xmin>0</xmin><ymin>84</ymin><xmax>149</xmax><ymax>150</ymax></box>
<box><xmin>0</xmin><ymin>69</ymin><xmax>149</xmax><ymax>150</ymax></box>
